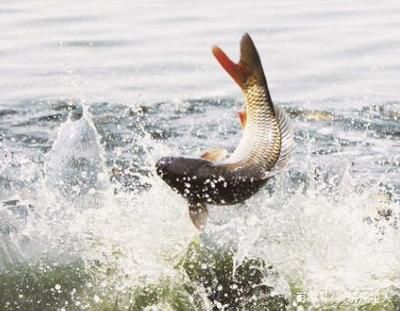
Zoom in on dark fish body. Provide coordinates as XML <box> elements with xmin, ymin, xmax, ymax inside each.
<box><xmin>156</xmin><ymin>33</ymin><xmax>293</xmax><ymax>230</ymax></box>
<box><xmin>156</xmin><ymin>157</ymin><xmax>266</xmax><ymax>205</ymax></box>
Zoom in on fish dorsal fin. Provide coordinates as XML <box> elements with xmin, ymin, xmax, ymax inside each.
<box><xmin>189</xmin><ymin>202</ymin><xmax>208</xmax><ymax>230</ymax></box>
<box><xmin>267</xmin><ymin>105</ymin><xmax>293</xmax><ymax>176</ymax></box>
<box><xmin>200</xmin><ymin>148</ymin><xmax>228</xmax><ymax>162</ymax></box>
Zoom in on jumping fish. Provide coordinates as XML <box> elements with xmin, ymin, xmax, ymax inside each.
<box><xmin>156</xmin><ymin>33</ymin><xmax>292</xmax><ymax>230</ymax></box>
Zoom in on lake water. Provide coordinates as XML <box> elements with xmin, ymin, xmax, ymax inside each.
<box><xmin>1</xmin><ymin>1</ymin><xmax>400</xmax><ymax>310</ymax></box>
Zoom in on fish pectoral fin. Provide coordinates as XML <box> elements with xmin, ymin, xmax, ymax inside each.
<box><xmin>238</xmin><ymin>111</ymin><xmax>247</xmax><ymax>128</ymax></box>
<box><xmin>200</xmin><ymin>148</ymin><xmax>228</xmax><ymax>162</ymax></box>
<box><xmin>188</xmin><ymin>202</ymin><xmax>208</xmax><ymax>230</ymax></box>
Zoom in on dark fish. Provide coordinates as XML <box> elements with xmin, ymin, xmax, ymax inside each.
<box><xmin>156</xmin><ymin>33</ymin><xmax>292</xmax><ymax>230</ymax></box>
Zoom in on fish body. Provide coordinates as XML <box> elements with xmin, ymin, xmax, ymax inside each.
<box><xmin>156</xmin><ymin>33</ymin><xmax>292</xmax><ymax>230</ymax></box>
<box><xmin>156</xmin><ymin>156</ymin><xmax>266</xmax><ymax>205</ymax></box>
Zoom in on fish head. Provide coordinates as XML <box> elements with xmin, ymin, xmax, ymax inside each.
<box><xmin>155</xmin><ymin>157</ymin><xmax>215</xmax><ymax>197</ymax></box>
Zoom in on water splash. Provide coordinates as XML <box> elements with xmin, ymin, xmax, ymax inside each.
<box><xmin>231</xmin><ymin>160</ymin><xmax>400</xmax><ymax>306</ymax></box>
<box><xmin>45</xmin><ymin>103</ymin><xmax>110</xmax><ymax>207</ymax></box>
<box><xmin>0</xmin><ymin>99</ymin><xmax>399</xmax><ymax>309</ymax></box>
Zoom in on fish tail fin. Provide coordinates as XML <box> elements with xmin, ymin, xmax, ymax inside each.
<box><xmin>212</xmin><ymin>33</ymin><xmax>268</xmax><ymax>91</ymax></box>
<box><xmin>212</xmin><ymin>45</ymin><xmax>248</xmax><ymax>88</ymax></box>
<box><xmin>189</xmin><ymin>202</ymin><xmax>208</xmax><ymax>230</ymax></box>
<box><xmin>239</xmin><ymin>33</ymin><xmax>267</xmax><ymax>85</ymax></box>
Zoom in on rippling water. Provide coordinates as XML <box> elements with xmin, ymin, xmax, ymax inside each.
<box><xmin>1</xmin><ymin>1</ymin><xmax>400</xmax><ymax>310</ymax></box>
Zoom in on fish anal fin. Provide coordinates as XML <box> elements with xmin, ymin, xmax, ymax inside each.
<box><xmin>238</xmin><ymin>111</ymin><xmax>247</xmax><ymax>128</ymax></box>
<box><xmin>189</xmin><ymin>202</ymin><xmax>208</xmax><ymax>230</ymax></box>
<box><xmin>200</xmin><ymin>148</ymin><xmax>228</xmax><ymax>162</ymax></box>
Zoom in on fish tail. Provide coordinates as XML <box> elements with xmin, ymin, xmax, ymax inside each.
<box><xmin>212</xmin><ymin>33</ymin><xmax>268</xmax><ymax>91</ymax></box>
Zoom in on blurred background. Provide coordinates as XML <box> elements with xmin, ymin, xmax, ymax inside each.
<box><xmin>1</xmin><ymin>0</ymin><xmax>399</xmax><ymax>106</ymax></box>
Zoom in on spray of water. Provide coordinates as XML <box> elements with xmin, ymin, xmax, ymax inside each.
<box><xmin>0</xmin><ymin>99</ymin><xmax>399</xmax><ymax>309</ymax></box>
